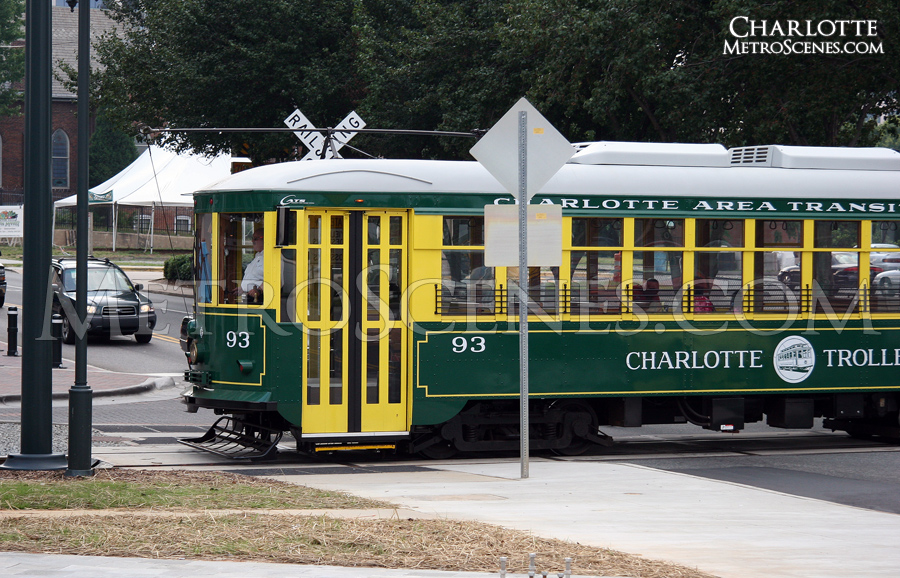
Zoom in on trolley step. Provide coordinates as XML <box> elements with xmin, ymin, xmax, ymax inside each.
<box><xmin>178</xmin><ymin>416</ymin><xmax>283</xmax><ymax>460</ymax></box>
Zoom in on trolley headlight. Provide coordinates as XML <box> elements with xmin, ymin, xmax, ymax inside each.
<box><xmin>188</xmin><ymin>340</ymin><xmax>201</xmax><ymax>365</ymax></box>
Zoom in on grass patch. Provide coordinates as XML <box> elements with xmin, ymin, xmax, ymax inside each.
<box><xmin>1</xmin><ymin>245</ymin><xmax>189</xmax><ymax>265</ymax></box>
<box><xmin>0</xmin><ymin>469</ymin><xmax>715</xmax><ymax>578</ymax></box>
<box><xmin>0</xmin><ymin>469</ymin><xmax>383</xmax><ymax>510</ymax></box>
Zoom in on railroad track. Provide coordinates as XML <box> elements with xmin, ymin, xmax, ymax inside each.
<box><xmin>83</xmin><ymin>424</ymin><xmax>900</xmax><ymax>472</ymax></box>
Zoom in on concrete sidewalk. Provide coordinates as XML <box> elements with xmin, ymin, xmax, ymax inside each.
<box><xmin>0</xmin><ymin>552</ymin><xmax>573</xmax><ymax>578</ymax></box>
<box><xmin>0</xmin><ymin>349</ymin><xmax>176</xmax><ymax>405</ymax></box>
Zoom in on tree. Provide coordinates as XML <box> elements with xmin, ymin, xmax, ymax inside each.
<box><xmin>500</xmin><ymin>0</ymin><xmax>900</xmax><ymax>147</ymax></box>
<box><xmin>90</xmin><ymin>0</ymin><xmax>900</xmax><ymax>161</ymax></box>
<box><xmin>353</xmin><ymin>0</ymin><xmax>524</xmax><ymax>159</ymax></box>
<box><xmin>0</xmin><ymin>0</ymin><xmax>24</xmax><ymax>117</ymax></box>
<box><xmin>89</xmin><ymin>108</ymin><xmax>137</xmax><ymax>187</ymax></box>
<box><xmin>876</xmin><ymin>117</ymin><xmax>900</xmax><ymax>151</ymax></box>
<box><xmin>92</xmin><ymin>0</ymin><xmax>360</xmax><ymax>164</ymax></box>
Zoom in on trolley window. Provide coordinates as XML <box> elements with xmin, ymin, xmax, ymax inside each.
<box><xmin>218</xmin><ymin>212</ymin><xmax>264</xmax><ymax>305</ymax></box>
<box><xmin>440</xmin><ymin>216</ymin><xmax>494</xmax><ymax>315</ymax></box>
<box><xmin>632</xmin><ymin>219</ymin><xmax>684</xmax><ymax>312</ymax></box>
<box><xmin>195</xmin><ymin>213</ymin><xmax>213</xmax><ymax>304</ymax></box>
<box><xmin>569</xmin><ymin>218</ymin><xmax>622</xmax><ymax>315</ymax></box>
<box><xmin>754</xmin><ymin>220</ymin><xmax>803</xmax><ymax>314</ymax></box>
<box><xmin>694</xmin><ymin>219</ymin><xmax>744</xmax><ymax>314</ymax></box>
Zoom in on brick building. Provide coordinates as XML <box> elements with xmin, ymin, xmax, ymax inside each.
<box><xmin>0</xmin><ymin>4</ymin><xmax>117</xmax><ymax>205</ymax></box>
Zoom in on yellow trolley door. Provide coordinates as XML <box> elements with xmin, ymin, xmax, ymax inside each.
<box><xmin>301</xmin><ymin>210</ymin><xmax>408</xmax><ymax>442</ymax></box>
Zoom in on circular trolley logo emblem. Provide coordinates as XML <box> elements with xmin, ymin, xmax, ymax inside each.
<box><xmin>773</xmin><ymin>336</ymin><xmax>815</xmax><ymax>383</ymax></box>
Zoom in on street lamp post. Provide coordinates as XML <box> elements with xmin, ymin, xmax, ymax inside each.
<box><xmin>2</xmin><ymin>0</ymin><xmax>67</xmax><ymax>470</ymax></box>
<box><xmin>65</xmin><ymin>0</ymin><xmax>94</xmax><ymax>477</ymax></box>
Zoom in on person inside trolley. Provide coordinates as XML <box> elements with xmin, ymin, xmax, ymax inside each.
<box><xmin>241</xmin><ymin>226</ymin><xmax>264</xmax><ymax>304</ymax></box>
<box><xmin>634</xmin><ymin>278</ymin><xmax>662</xmax><ymax>312</ymax></box>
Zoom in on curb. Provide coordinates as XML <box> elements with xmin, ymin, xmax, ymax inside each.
<box><xmin>0</xmin><ymin>376</ymin><xmax>177</xmax><ymax>405</ymax></box>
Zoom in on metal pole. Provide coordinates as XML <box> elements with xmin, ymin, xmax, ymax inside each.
<box><xmin>2</xmin><ymin>0</ymin><xmax>67</xmax><ymax>470</ymax></box>
<box><xmin>6</xmin><ymin>307</ymin><xmax>18</xmax><ymax>357</ymax></box>
<box><xmin>67</xmin><ymin>0</ymin><xmax>94</xmax><ymax>477</ymax></box>
<box><xmin>51</xmin><ymin>314</ymin><xmax>63</xmax><ymax>368</ymax></box>
<box><xmin>518</xmin><ymin>111</ymin><xmax>529</xmax><ymax>479</ymax></box>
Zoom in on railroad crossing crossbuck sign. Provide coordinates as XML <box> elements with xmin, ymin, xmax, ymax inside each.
<box><xmin>283</xmin><ymin>109</ymin><xmax>366</xmax><ymax>161</ymax></box>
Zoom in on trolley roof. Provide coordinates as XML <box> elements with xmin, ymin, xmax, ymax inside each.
<box><xmin>199</xmin><ymin>142</ymin><xmax>900</xmax><ymax>202</ymax></box>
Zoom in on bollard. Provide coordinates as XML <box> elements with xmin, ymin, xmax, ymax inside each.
<box><xmin>499</xmin><ymin>557</ymin><xmax>507</xmax><ymax>578</ymax></box>
<box><xmin>565</xmin><ymin>557</ymin><xmax>571</xmax><ymax>578</ymax></box>
<box><xmin>51</xmin><ymin>314</ymin><xmax>65</xmax><ymax>369</ymax></box>
<box><xmin>528</xmin><ymin>553</ymin><xmax>536</xmax><ymax>578</ymax></box>
<box><xmin>6</xmin><ymin>306</ymin><xmax>18</xmax><ymax>356</ymax></box>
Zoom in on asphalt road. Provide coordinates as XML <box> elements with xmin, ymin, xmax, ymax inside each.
<box><xmin>2</xmin><ymin>267</ymin><xmax>190</xmax><ymax>375</ymax></box>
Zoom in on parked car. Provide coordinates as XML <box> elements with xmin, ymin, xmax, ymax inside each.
<box><xmin>51</xmin><ymin>257</ymin><xmax>156</xmax><ymax>343</ymax></box>
<box><xmin>868</xmin><ymin>243</ymin><xmax>900</xmax><ymax>271</ymax></box>
<box><xmin>777</xmin><ymin>252</ymin><xmax>883</xmax><ymax>290</ymax></box>
<box><xmin>874</xmin><ymin>269</ymin><xmax>900</xmax><ymax>296</ymax></box>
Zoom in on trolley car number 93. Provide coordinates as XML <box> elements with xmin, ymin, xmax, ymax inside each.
<box><xmin>226</xmin><ymin>331</ymin><xmax>251</xmax><ymax>349</ymax></box>
<box><xmin>451</xmin><ymin>336</ymin><xmax>486</xmax><ymax>354</ymax></box>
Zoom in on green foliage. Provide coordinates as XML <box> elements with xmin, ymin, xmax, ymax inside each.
<box><xmin>94</xmin><ymin>0</ymin><xmax>359</xmax><ymax>164</ymax></box>
<box><xmin>0</xmin><ymin>0</ymin><xmax>25</xmax><ymax>117</ymax></box>
<box><xmin>163</xmin><ymin>253</ymin><xmax>193</xmax><ymax>281</ymax></box>
<box><xmin>499</xmin><ymin>0</ymin><xmax>900</xmax><ymax>147</ymax></box>
<box><xmin>89</xmin><ymin>109</ymin><xmax>138</xmax><ymax>187</ymax></box>
<box><xmin>91</xmin><ymin>0</ymin><xmax>900</xmax><ymax>159</ymax></box>
<box><xmin>353</xmin><ymin>1</ymin><xmax>521</xmax><ymax>159</ymax></box>
<box><xmin>876</xmin><ymin>117</ymin><xmax>900</xmax><ymax>151</ymax></box>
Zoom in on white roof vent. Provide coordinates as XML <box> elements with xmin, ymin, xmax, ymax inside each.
<box><xmin>570</xmin><ymin>141</ymin><xmax>730</xmax><ymax>167</ymax></box>
<box><xmin>730</xmin><ymin>146</ymin><xmax>772</xmax><ymax>166</ymax></box>
<box><xmin>767</xmin><ymin>145</ymin><xmax>900</xmax><ymax>170</ymax></box>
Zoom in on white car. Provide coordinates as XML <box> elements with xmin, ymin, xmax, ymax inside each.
<box><xmin>874</xmin><ymin>269</ymin><xmax>900</xmax><ymax>296</ymax></box>
<box><xmin>869</xmin><ymin>243</ymin><xmax>900</xmax><ymax>271</ymax></box>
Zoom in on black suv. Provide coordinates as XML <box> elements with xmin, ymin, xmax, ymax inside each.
<box><xmin>51</xmin><ymin>257</ymin><xmax>157</xmax><ymax>343</ymax></box>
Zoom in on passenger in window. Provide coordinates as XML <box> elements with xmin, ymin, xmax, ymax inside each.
<box><xmin>634</xmin><ymin>278</ymin><xmax>663</xmax><ymax>312</ymax></box>
<box><xmin>241</xmin><ymin>227</ymin><xmax>265</xmax><ymax>304</ymax></box>
<box><xmin>694</xmin><ymin>282</ymin><xmax>714</xmax><ymax>313</ymax></box>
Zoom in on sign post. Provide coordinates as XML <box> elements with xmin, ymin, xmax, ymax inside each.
<box><xmin>516</xmin><ymin>110</ymin><xmax>529</xmax><ymax>477</ymax></box>
<box><xmin>470</xmin><ymin>98</ymin><xmax>574</xmax><ymax>478</ymax></box>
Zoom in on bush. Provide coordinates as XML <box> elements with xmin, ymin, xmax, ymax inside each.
<box><xmin>163</xmin><ymin>254</ymin><xmax>193</xmax><ymax>281</ymax></box>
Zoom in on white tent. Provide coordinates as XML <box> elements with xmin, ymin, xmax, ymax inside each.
<box><xmin>55</xmin><ymin>146</ymin><xmax>233</xmax><ymax>251</ymax></box>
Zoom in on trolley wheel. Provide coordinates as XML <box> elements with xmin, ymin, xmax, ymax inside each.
<box><xmin>551</xmin><ymin>400</ymin><xmax>598</xmax><ymax>457</ymax></box>
<box><xmin>418</xmin><ymin>440</ymin><xmax>458</xmax><ymax>460</ymax></box>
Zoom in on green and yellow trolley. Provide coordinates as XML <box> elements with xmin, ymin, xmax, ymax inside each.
<box><xmin>179</xmin><ymin>141</ymin><xmax>900</xmax><ymax>458</ymax></box>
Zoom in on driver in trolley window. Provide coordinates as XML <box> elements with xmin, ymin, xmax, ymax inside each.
<box><xmin>241</xmin><ymin>227</ymin><xmax>264</xmax><ymax>303</ymax></box>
